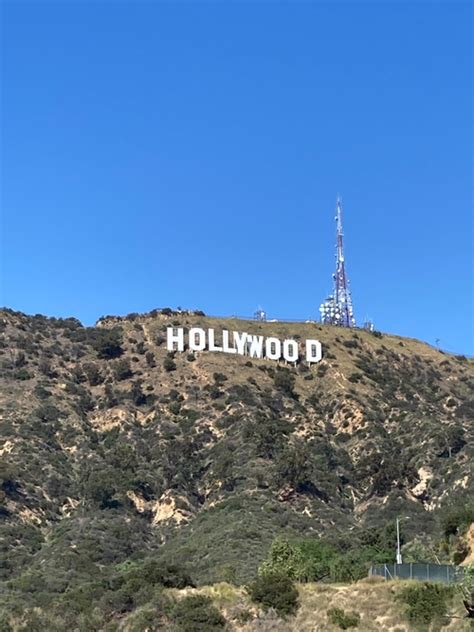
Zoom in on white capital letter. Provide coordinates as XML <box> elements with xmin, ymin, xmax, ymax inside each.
<box><xmin>222</xmin><ymin>330</ymin><xmax>236</xmax><ymax>354</ymax></box>
<box><xmin>306</xmin><ymin>340</ymin><xmax>322</xmax><ymax>364</ymax></box>
<box><xmin>189</xmin><ymin>327</ymin><xmax>206</xmax><ymax>351</ymax></box>
<box><xmin>167</xmin><ymin>327</ymin><xmax>184</xmax><ymax>352</ymax></box>
<box><xmin>233</xmin><ymin>331</ymin><xmax>248</xmax><ymax>355</ymax></box>
<box><xmin>283</xmin><ymin>339</ymin><xmax>299</xmax><ymax>363</ymax></box>
<box><xmin>208</xmin><ymin>328</ymin><xmax>222</xmax><ymax>352</ymax></box>
<box><xmin>248</xmin><ymin>335</ymin><xmax>264</xmax><ymax>358</ymax></box>
<box><xmin>265</xmin><ymin>337</ymin><xmax>281</xmax><ymax>360</ymax></box>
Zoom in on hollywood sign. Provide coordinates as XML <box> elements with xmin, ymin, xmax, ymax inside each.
<box><xmin>167</xmin><ymin>327</ymin><xmax>323</xmax><ymax>364</ymax></box>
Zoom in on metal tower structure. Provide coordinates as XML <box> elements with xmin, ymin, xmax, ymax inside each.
<box><xmin>319</xmin><ymin>197</ymin><xmax>356</xmax><ymax>327</ymax></box>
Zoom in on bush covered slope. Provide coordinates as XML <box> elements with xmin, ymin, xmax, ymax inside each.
<box><xmin>0</xmin><ymin>308</ymin><xmax>472</xmax><ymax>626</ymax></box>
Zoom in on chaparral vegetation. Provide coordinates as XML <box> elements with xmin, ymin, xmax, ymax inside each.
<box><xmin>0</xmin><ymin>308</ymin><xmax>473</xmax><ymax>629</ymax></box>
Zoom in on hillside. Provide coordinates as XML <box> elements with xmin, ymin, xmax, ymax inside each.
<box><xmin>0</xmin><ymin>307</ymin><xmax>473</xmax><ymax>628</ymax></box>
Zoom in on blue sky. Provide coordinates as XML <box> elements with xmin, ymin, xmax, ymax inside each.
<box><xmin>1</xmin><ymin>1</ymin><xmax>472</xmax><ymax>354</ymax></box>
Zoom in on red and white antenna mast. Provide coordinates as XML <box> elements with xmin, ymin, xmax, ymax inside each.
<box><xmin>319</xmin><ymin>197</ymin><xmax>356</xmax><ymax>327</ymax></box>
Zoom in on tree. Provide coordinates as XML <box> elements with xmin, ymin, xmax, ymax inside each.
<box><xmin>163</xmin><ymin>356</ymin><xmax>176</xmax><ymax>372</ymax></box>
<box><xmin>145</xmin><ymin>351</ymin><xmax>155</xmax><ymax>367</ymax></box>
<box><xmin>396</xmin><ymin>583</ymin><xmax>454</xmax><ymax>627</ymax></box>
<box><xmin>275</xmin><ymin>442</ymin><xmax>315</xmax><ymax>493</ymax></box>
<box><xmin>82</xmin><ymin>362</ymin><xmax>103</xmax><ymax>386</ymax></box>
<box><xmin>248</xmin><ymin>573</ymin><xmax>299</xmax><ymax>616</ymax></box>
<box><xmin>83</xmin><ymin>469</ymin><xmax>119</xmax><ymax>509</ymax></box>
<box><xmin>92</xmin><ymin>328</ymin><xmax>123</xmax><ymax>360</ymax></box>
<box><xmin>170</xmin><ymin>595</ymin><xmax>225</xmax><ymax>631</ymax></box>
<box><xmin>113</xmin><ymin>358</ymin><xmax>133</xmax><ymax>381</ymax></box>
<box><xmin>259</xmin><ymin>537</ymin><xmax>336</xmax><ymax>582</ymax></box>
<box><xmin>273</xmin><ymin>368</ymin><xmax>297</xmax><ymax>398</ymax></box>
<box><xmin>130</xmin><ymin>381</ymin><xmax>146</xmax><ymax>406</ymax></box>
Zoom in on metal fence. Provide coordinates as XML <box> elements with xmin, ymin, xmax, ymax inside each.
<box><xmin>369</xmin><ymin>563</ymin><xmax>464</xmax><ymax>584</ymax></box>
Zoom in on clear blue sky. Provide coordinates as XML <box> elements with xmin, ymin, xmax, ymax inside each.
<box><xmin>1</xmin><ymin>1</ymin><xmax>472</xmax><ymax>354</ymax></box>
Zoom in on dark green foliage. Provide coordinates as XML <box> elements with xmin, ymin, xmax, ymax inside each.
<box><xmin>113</xmin><ymin>358</ymin><xmax>133</xmax><ymax>381</ymax></box>
<box><xmin>34</xmin><ymin>403</ymin><xmax>62</xmax><ymax>423</ymax></box>
<box><xmin>91</xmin><ymin>328</ymin><xmax>123</xmax><ymax>359</ymax></box>
<box><xmin>396</xmin><ymin>582</ymin><xmax>453</xmax><ymax>626</ymax></box>
<box><xmin>0</xmin><ymin>612</ymin><xmax>13</xmax><ymax>632</ymax></box>
<box><xmin>275</xmin><ymin>441</ymin><xmax>325</xmax><ymax>497</ymax></box>
<box><xmin>444</xmin><ymin>425</ymin><xmax>466</xmax><ymax>456</ymax></box>
<box><xmin>135</xmin><ymin>341</ymin><xmax>146</xmax><ymax>355</ymax></box>
<box><xmin>0</xmin><ymin>463</ymin><xmax>20</xmax><ymax>497</ymax></box>
<box><xmin>348</xmin><ymin>372</ymin><xmax>363</xmax><ymax>383</ymax></box>
<box><xmin>213</xmin><ymin>372</ymin><xmax>228</xmax><ymax>385</ymax></box>
<box><xmin>13</xmin><ymin>368</ymin><xmax>31</xmax><ymax>380</ymax></box>
<box><xmin>441</xmin><ymin>504</ymin><xmax>474</xmax><ymax>537</ymax></box>
<box><xmin>170</xmin><ymin>595</ymin><xmax>225</xmax><ymax>631</ymax></box>
<box><xmin>327</xmin><ymin>607</ymin><xmax>360</xmax><ymax>629</ymax></box>
<box><xmin>342</xmin><ymin>339</ymin><xmax>359</xmax><ymax>349</ymax></box>
<box><xmin>248</xmin><ymin>574</ymin><xmax>299</xmax><ymax>616</ymax></box>
<box><xmin>259</xmin><ymin>537</ymin><xmax>336</xmax><ymax>582</ymax></box>
<box><xmin>329</xmin><ymin>544</ymin><xmax>392</xmax><ymax>583</ymax></box>
<box><xmin>145</xmin><ymin>351</ymin><xmax>156</xmax><ymax>367</ymax></box>
<box><xmin>259</xmin><ymin>532</ymin><xmax>391</xmax><ymax>586</ymax></box>
<box><xmin>243</xmin><ymin>415</ymin><xmax>292</xmax><ymax>459</ymax></box>
<box><xmin>38</xmin><ymin>357</ymin><xmax>58</xmax><ymax>378</ymax></box>
<box><xmin>83</xmin><ymin>469</ymin><xmax>119</xmax><ymax>508</ymax></box>
<box><xmin>82</xmin><ymin>362</ymin><xmax>103</xmax><ymax>386</ymax></box>
<box><xmin>273</xmin><ymin>368</ymin><xmax>297</xmax><ymax>398</ymax></box>
<box><xmin>130</xmin><ymin>381</ymin><xmax>146</xmax><ymax>406</ymax></box>
<box><xmin>33</xmin><ymin>385</ymin><xmax>52</xmax><ymax>400</ymax></box>
<box><xmin>74</xmin><ymin>386</ymin><xmax>95</xmax><ymax>416</ymax></box>
<box><xmin>163</xmin><ymin>355</ymin><xmax>176</xmax><ymax>372</ymax></box>
<box><xmin>316</xmin><ymin>364</ymin><xmax>328</xmax><ymax>377</ymax></box>
<box><xmin>14</xmin><ymin>351</ymin><xmax>27</xmax><ymax>367</ymax></box>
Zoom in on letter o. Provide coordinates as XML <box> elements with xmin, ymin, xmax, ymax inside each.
<box><xmin>189</xmin><ymin>327</ymin><xmax>206</xmax><ymax>351</ymax></box>
<box><xmin>265</xmin><ymin>337</ymin><xmax>281</xmax><ymax>360</ymax></box>
<box><xmin>283</xmin><ymin>340</ymin><xmax>299</xmax><ymax>362</ymax></box>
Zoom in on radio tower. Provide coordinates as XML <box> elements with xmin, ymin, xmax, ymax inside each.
<box><xmin>319</xmin><ymin>197</ymin><xmax>356</xmax><ymax>327</ymax></box>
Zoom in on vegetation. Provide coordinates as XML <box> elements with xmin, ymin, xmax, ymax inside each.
<box><xmin>170</xmin><ymin>595</ymin><xmax>226</xmax><ymax>631</ymax></box>
<box><xmin>0</xmin><ymin>307</ymin><xmax>472</xmax><ymax>628</ymax></box>
<box><xmin>396</xmin><ymin>582</ymin><xmax>454</xmax><ymax>627</ymax></box>
<box><xmin>327</xmin><ymin>607</ymin><xmax>361</xmax><ymax>629</ymax></box>
<box><xmin>247</xmin><ymin>573</ymin><xmax>299</xmax><ymax>616</ymax></box>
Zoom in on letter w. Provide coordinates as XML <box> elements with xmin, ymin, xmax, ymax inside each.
<box><xmin>248</xmin><ymin>335</ymin><xmax>264</xmax><ymax>358</ymax></box>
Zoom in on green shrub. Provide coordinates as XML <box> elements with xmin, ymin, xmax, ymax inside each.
<box><xmin>0</xmin><ymin>612</ymin><xmax>12</xmax><ymax>632</ymax></box>
<box><xmin>170</xmin><ymin>595</ymin><xmax>225</xmax><ymax>631</ymax></box>
<box><xmin>145</xmin><ymin>351</ymin><xmax>156</xmax><ymax>367</ymax></box>
<box><xmin>259</xmin><ymin>537</ymin><xmax>335</xmax><ymax>582</ymax></box>
<box><xmin>130</xmin><ymin>381</ymin><xmax>146</xmax><ymax>406</ymax></box>
<box><xmin>329</xmin><ymin>549</ymin><xmax>374</xmax><ymax>582</ymax></box>
<box><xmin>273</xmin><ymin>368</ymin><xmax>297</xmax><ymax>398</ymax></box>
<box><xmin>34</xmin><ymin>403</ymin><xmax>62</xmax><ymax>423</ymax></box>
<box><xmin>113</xmin><ymin>358</ymin><xmax>133</xmax><ymax>381</ymax></box>
<box><xmin>163</xmin><ymin>356</ymin><xmax>176</xmax><ymax>372</ymax></box>
<box><xmin>327</xmin><ymin>607</ymin><xmax>360</xmax><ymax>629</ymax></box>
<box><xmin>441</xmin><ymin>504</ymin><xmax>474</xmax><ymax>537</ymax></box>
<box><xmin>14</xmin><ymin>368</ymin><xmax>31</xmax><ymax>380</ymax></box>
<box><xmin>248</xmin><ymin>573</ymin><xmax>299</xmax><ymax>616</ymax></box>
<box><xmin>83</xmin><ymin>469</ymin><xmax>119</xmax><ymax>509</ymax></box>
<box><xmin>91</xmin><ymin>328</ymin><xmax>123</xmax><ymax>359</ymax></box>
<box><xmin>396</xmin><ymin>582</ymin><xmax>453</xmax><ymax>626</ymax></box>
<box><xmin>83</xmin><ymin>362</ymin><xmax>103</xmax><ymax>386</ymax></box>
<box><xmin>348</xmin><ymin>372</ymin><xmax>363</xmax><ymax>383</ymax></box>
